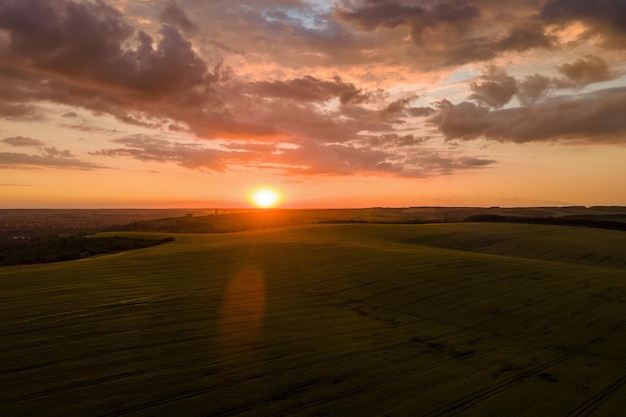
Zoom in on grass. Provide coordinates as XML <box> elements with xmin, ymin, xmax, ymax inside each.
<box><xmin>1</xmin><ymin>223</ymin><xmax>626</xmax><ymax>416</ymax></box>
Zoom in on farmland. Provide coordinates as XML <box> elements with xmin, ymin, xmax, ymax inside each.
<box><xmin>2</xmin><ymin>222</ymin><xmax>626</xmax><ymax>416</ymax></box>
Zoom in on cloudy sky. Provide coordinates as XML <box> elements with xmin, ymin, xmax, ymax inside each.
<box><xmin>1</xmin><ymin>0</ymin><xmax>625</xmax><ymax>208</ymax></box>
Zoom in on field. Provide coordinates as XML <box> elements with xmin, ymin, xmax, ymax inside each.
<box><xmin>2</xmin><ymin>222</ymin><xmax>626</xmax><ymax>416</ymax></box>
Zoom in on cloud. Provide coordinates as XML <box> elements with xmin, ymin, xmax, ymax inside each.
<box><xmin>0</xmin><ymin>101</ymin><xmax>44</xmax><ymax>121</ymax></box>
<box><xmin>0</xmin><ymin>147</ymin><xmax>106</xmax><ymax>170</ymax></box>
<box><xmin>0</xmin><ymin>0</ymin><xmax>623</xmax><ymax>181</ymax></box>
<box><xmin>432</xmin><ymin>87</ymin><xmax>626</xmax><ymax>143</ymax></box>
<box><xmin>495</xmin><ymin>21</ymin><xmax>555</xmax><ymax>52</ymax></box>
<box><xmin>60</xmin><ymin>122</ymin><xmax>120</xmax><ymax>134</ymax></box>
<box><xmin>468</xmin><ymin>66</ymin><xmax>518</xmax><ymax>108</ymax></box>
<box><xmin>337</xmin><ymin>1</ymin><xmax>479</xmax><ymax>32</ymax></box>
<box><xmin>92</xmin><ymin>132</ymin><xmax>492</xmax><ymax>178</ymax></box>
<box><xmin>159</xmin><ymin>1</ymin><xmax>198</xmax><ymax>34</ymax></box>
<box><xmin>516</xmin><ymin>74</ymin><xmax>552</xmax><ymax>105</ymax></box>
<box><xmin>0</xmin><ymin>0</ymin><xmax>240</xmax><ymax>138</ymax></box>
<box><xmin>458</xmin><ymin>157</ymin><xmax>496</xmax><ymax>167</ymax></box>
<box><xmin>221</xmin><ymin>74</ymin><xmax>399</xmax><ymax>145</ymax></box>
<box><xmin>221</xmin><ymin>142</ymin><xmax>277</xmax><ymax>152</ymax></box>
<box><xmin>405</xmin><ymin>152</ymin><xmax>496</xmax><ymax>176</ymax></box>
<box><xmin>363</xmin><ymin>134</ymin><xmax>430</xmax><ymax>148</ymax></box>
<box><xmin>381</xmin><ymin>95</ymin><xmax>418</xmax><ymax>118</ymax></box>
<box><xmin>0</xmin><ymin>0</ymin><xmax>210</xmax><ymax>94</ymax></box>
<box><xmin>250</xmin><ymin>75</ymin><xmax>369</xmax><ymax>103</ymax></box>
<box><xmin>407</xmin><ymin>107</ymin><xmax>435</xmax><ymax>117</ymax></box>
<box><xmin>92</xmin><ymin>136</ymin><xmax>232</xmax><ymax>171</ymax></box>
<box><xmin>555</xmin><ymin>55</ymin><xmax>614</xmax><ymax>89</ymax></box>
<box><xmin>541</xmin><ymin>0</ymin><xmax>626</xmax><ymax>47</ymax></box>
<box><xmin>431</xmin><ymin>100</ymin><xmax>490</xmax><ymax>140</ymax></box>
<box><xmin>2</xmin><ymin>136</ymin><xmax>44</xmax><ymax>147</ymax></box>
<box><xmin>93</xmin><ymin>135</ymin><xmax>396</xmax><ymax>176</ymax></box>
<box><xmin>274</xmin><ymin>142</ymin><xmax>398</xmax><ymax>175</ymax></box>
<box><xmin>0</xmin><ymin>1</ymin><xmax>383</xmax><ymax>147</ymax></box>
<box><xmin>467</xmin><ymin>57</ymin><xmax>616</xmax><ymax>107</ymax></box>
<box><xmin>336</xmin><ymin>0</ymin><xmax>555</xmax><ymax>67</ymax></box>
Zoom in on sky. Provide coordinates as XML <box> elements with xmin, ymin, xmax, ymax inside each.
<box><xmin>1</xmin><ymin>0</ymin><xmax>625</xmax><ymax>208</ymax></box>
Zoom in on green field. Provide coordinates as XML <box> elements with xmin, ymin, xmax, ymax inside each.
<box><xmin>2</xmin><ymin>222</ymin><xmax>626</xmax><ymax>416</ymax></box>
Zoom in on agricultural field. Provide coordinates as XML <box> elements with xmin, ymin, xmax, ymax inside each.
<box><xmin>2</xmin><ymin>222</ymin><xmax>626</xmax><ymax>416</ymax></box>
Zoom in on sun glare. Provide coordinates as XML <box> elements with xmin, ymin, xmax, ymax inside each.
<box><xmin>249</xmin><ymin>187</ymin><xmax>282</xmax><ymax>208</ymax></box>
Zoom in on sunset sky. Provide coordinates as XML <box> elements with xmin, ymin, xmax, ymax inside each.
<box><xmin>1</xmin><ymin>0</ymin><xmax>625</xmax><ymax>208</ymax></box>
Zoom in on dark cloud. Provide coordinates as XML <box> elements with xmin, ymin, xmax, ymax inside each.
<box><xmin>0</xmin><ymin>1</ymin><xmax>382</xmax><ymax>147</ymax></box>
<box><xmin>0</xmin><ymin>147</ymin><xmax>105</xmax><ymax>170</ymax></box>
<box><xmin>250</xmin><ymin>75</ymin><xmax>367</xmax><ymax>103</ymax></box>
<box><xmin>275</xmin><ymin>142</ymin><xmax>399</xmax><ymax>176</ymax></box>
<box><xmin>2</xmin><ymin>136</ymin><xmax>44</xmax><ymax>147</ymax></box>
<box><xmin>221</xmin><ymin>142</ymin><xmax>277</xmax><ymax>152</ymax></box>
<box><xmin>92</xmin><ymin>136</ymin><xmax>231</xmax><ymax>171</ymax></box>
<box><xmin>468</xmin><ymin>66</ymin><xmax>518</xmax><ymax>108</ymax></box>
<box><xmin>458</xmin><ymin>157</ymin><xmax>496</xmax><ymax>167</ymax></box>
<box><xmin>337</xmin><ymin>1</ymin><xmax>554</xmax><ymax>66</ymax></box>
<box><xmin>340</xmin><ymin>88</ymin><xmax>378</xmax><ymax>105</ymax></box>
<box><xmin>363</xmin><ymin>134</ymin><xmax>430</xmax><ymax>148</ymax></box>
<box><xmin>337</xmin><ymin>1</ymin><xmax>481</xmax><ymax>66</ymax></box>
<box><xmin>160</xmin><ymin>1</ymin><xmax>198</xmax><ymax>34</ymax></box>
<box><xmin>541</xmin><ymin>0</ymin><xmax>626</xmax><ymax>27</ymax></box>
<box><xmin>406</xmin><ymin>107</ymin><xmax>435</xmax><ymax>117</ymax></box>
<box><xmin>432</xmin><ymin>87</ymin><xmax>626</xmax><ymax>143</ymax></box>
<box><xmin>337</xmin><ymin>1</ymin><xmax>479</xmax><ymax>33</ymax></box>
<box><xmin>431</xmin><ymin>100</ymin><xmax>490</xmax><ymax>140</ymax></box>
<box><xmin>60</xmin><ymin>121</ymin><xmax>120</xmax><ymax>134</ymax></box>
<box><xmin>495</xmin><ymin>21</ymin><xmax>555</xmax><ymax>52</ymax></box>
<box><xmin>1</xmin><ymin>0</ymin><xmax>623</xmax><ymax>181</ymax></box>
<box><xmin>0</xmin><ymin>0</ymin><xmax>243</xmax><ymax>139</ymax></box>
<box><xmin>0</xmin><ymin>101</ymin><xmax>44</xmax><ymax>121</ymax></box>
<box><xmin>93</xmin><ymin>135</ymin><xmax>399</xmax><ymax>176</ymax></box>
<box><xmin>541</xmin><ymin>0</ymin><xmax>626</xmax><ymax>47</ymax></box>
<box><xmin>0</xmin><ymin>0</ymin><xmax>210</xmax><ymax>94</ymax></box>
<box><xmin>225</xmin><ymin>77</ymin><xmax>395</xmax><ymax>145</ymax></box>
<box><xmin>516</xmin><ymin>74</ymin><xmax>552</xmax><ymax>105</ymax></box>
<box><xmin>555</xmin><ymin>55</ymin><xmax>614</xmax><ymax>89</ymax></box>
<box><xmin>406</xmin><ymin>152</ymin><xmax>496</xmax><ymax>176</ymax></box>
<box><xmin>197</xmin><ymin>1</ymin><xmax>363</xmax><ymax>69</ymax></box>
<box><xmin>380</xmin><ymin>95</ymin><xmax>418</xmax><ymax>118</ymax></box>
<box><xmin>268</xmin><ymin>132</ymin><xmax>496</xmax><ymax>177</ymax></box>
<box><xmin>90</xmin><ymin>121</ymin><xmax>494</xmax><ymax>178</ymax></box>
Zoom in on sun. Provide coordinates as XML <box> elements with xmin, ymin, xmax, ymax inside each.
<box><xmin>249</xmin><ymin>187</ymin><xmax>283</xmax><ymax>208</ymax></box>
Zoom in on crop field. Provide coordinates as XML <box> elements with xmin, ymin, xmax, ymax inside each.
<box><xmin>2</xmin><ymin>222</ymin><xmax>626</xmax><ymax>416</ymax></box>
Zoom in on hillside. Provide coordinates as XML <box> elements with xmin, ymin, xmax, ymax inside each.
<box><xmin>1</xmin><ymin>223</ymin><xmax>626</xmax><ymax>416</ymax></box>
<box><xmin>113</xmin><ymin>206</ymin><xmax>626</xmax><ymax>233</ymax></box>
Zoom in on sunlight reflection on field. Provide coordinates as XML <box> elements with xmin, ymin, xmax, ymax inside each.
<box><xmin>218</xmin><ymin>266</ymin><xmax>266</xmax><ymax>348</ymax></box>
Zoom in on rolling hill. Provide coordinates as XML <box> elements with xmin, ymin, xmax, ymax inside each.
<box><xmin>1</xmin><ymin>222</ymin><xmax>626</xmax><ymax>416</ymax></box>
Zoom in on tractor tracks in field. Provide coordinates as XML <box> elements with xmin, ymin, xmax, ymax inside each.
<box><xmin>565</xmin><ymin>375</ymin><xmax>626</xmax><ymax>417</ymax></box>
<box><xmin>0</xmin><ymin>331</ymin><xmax>209</xmax><ymax>377</ymax></box>
<box><xmin>234</xmin><ymin>320</ymin><xmax>625</xmax><ymax>417</ymax></box>
<box><xmin>408</xmin><ymin>271</ymin><xmax>615</xmax><ymax>348</ymax></box>
<box><xmin>0</xmin><ymin>334</ymin><xmax>213</xmax><ymax>405</ymax></box>
<box><xmin>509</xmin><ymin>305</ymin><xmax>591</xmax><ymax>344</ymax></box>
<box><xmin>252</xmin><ymin>357</ymin><xmax>470</xmax><ymax>417</ymax></box>
<box><xmin>98</xmin><ymin>338</ymin><xmax>482</xmax><ymax>417</ymax></box>
<box><xmin>419</xmin><ymin>321</ymin><xmax>626</xmax><ymax>417</ymax></box>
<box><xmin>1</xmin><ymin>338</ymin><xmax>409</xmax><ymax>414</ymax></box>
<box><xmin>0</xmin><ymin>361</ymin><xmax>192</xmax><ymax>405</ymax></box>
<box><xmin>100</xmin><ymin>318</ymin><xmax>623</xmax><ymax>417</ymax></box>
<box><xmin>0</xmin><ymin>339</ymin><xmax>324</xmax><ymax>404</ymax></box>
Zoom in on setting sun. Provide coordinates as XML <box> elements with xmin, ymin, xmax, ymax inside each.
<box><xmin>249</xmin><ymin>187</ymin><xmax>282</xmax><ymax>208</ymax></box>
